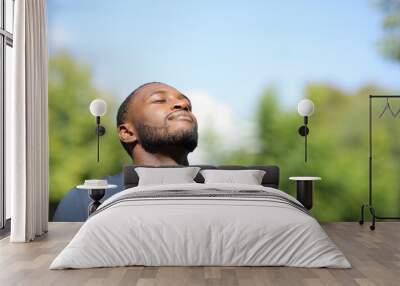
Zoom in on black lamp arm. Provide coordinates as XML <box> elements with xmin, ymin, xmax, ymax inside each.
<box><xmin>95</xmin><ymin>116</ymin><xmax>106</xmax><ymax>162</ymax></box>
<box><xmin>297</xmin><ymin>116</ymin><xmax>310</xmax><ymax>162</ymax></box>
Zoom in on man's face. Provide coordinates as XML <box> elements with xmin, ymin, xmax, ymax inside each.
<box><xmin>124</xmin><ymin>83</ymin><xmax>198</xmax><ymax>153</ymax></box>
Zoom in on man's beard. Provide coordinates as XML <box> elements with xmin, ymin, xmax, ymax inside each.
<box><xmin>134</xmin><ymin>121</ymin><xmax>198</xmax><ymax>154</ymax></box>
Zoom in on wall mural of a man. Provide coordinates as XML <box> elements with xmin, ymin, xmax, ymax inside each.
<box><xmin>53</xmin><ymin>82</ymin><xmax>199</xmax><ymax>221</ymax></box>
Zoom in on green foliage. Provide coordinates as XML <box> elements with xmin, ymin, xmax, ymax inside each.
<box><xmin>378</xmin><ymin>0</ymin><xmax>400</xmax><ymax>62</ymax></box>
<box><xmin>49</xmin><ymin>50</ymin><xmax>131</xmax><ymax>219</ymax></box>
<box><xmin>221</xmin><ymin>84</ymin><xmax>400</xmax><ymax>221</ymax></box>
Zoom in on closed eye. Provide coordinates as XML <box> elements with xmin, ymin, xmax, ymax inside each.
<box><xmin>152</xmin><ymin>99</ymin><xmax>166</xmax><ymax>104</ymax></box>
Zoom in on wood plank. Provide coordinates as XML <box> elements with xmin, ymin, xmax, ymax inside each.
<box><xmin>0</xmin><ymin>222</ymin><xmax>399</xmax><ymax>286</ymax></box>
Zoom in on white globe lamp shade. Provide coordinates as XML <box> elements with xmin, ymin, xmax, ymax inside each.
<box><xmin>90</xmin><ymin>99</ymin><xmax>107</xmax><ymax>117</ymax></box>
<box><xmin>297</xmin><ymin>99</ymin><xmax>314</xmax><ymax>117</ymax></box>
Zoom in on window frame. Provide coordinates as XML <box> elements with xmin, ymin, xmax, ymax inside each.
<box><xmin>0</xmin><ymin>0</ymin><xmax>14</xmax><ymax>233</ymax></box>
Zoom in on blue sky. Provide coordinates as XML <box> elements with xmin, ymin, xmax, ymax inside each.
<box><xmin>47</xmin><ymin>0</ymin><xmax>400</xmax><ymax>118</ymax></box>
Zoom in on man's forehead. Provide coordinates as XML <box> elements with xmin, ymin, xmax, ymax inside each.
<box><xmin>137</xmin><ymin>83</ymin><xmax>180</xmax><ymax>98</ymax></box>
<box><xmin>134</xmin><ymin>84</ymin><xmax>191</xmax><ymax>104</ymax></box>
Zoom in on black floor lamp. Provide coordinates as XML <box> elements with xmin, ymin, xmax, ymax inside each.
<box><xmin>359</xmin><ymin>95</ymin><xmax>400</xmax><ymax>230</ymax></box>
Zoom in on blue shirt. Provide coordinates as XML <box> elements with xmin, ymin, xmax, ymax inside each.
<box><xmin>52</xmin><ymin>173</ymin><xmax>124</xmax><ymax>222</ymax></box>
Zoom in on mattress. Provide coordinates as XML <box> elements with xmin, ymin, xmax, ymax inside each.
<box><xmin>50</xmin><ymin>183</ymin><xmax>351</xmax><ymax>269</ymax></box>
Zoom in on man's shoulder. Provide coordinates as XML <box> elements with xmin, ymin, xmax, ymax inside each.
<box><xmin>102</xmin><ymin>172</ymin><xmax>124</xmax><ymax>186</ymax></box>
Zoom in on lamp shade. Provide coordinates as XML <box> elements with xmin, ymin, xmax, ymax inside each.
<box><xmin>297</xmin><ymin>99</ymin><xmax>314</xmax><ymax>117</ymax></box>
<box><xmin>89</xmin><ymin>99</ymin><xmax>107</xmax><ymax>117</ymax></box>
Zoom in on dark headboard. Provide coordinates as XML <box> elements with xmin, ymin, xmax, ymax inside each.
<box><xmin>123</xmin><ymin>165</ymin><xmax>280</xmax><ymax>189</ymax></box>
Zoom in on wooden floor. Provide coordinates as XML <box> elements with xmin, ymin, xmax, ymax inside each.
<box><xmin>0</xmin><ymin>222</ymin><xmax>399</xmax><ymax>286</ymax></box>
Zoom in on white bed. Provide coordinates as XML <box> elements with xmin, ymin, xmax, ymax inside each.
<box><xmin>50</xmin><ymin>183</ymin><xmax>351</xmax><ymax>269</ymax></box>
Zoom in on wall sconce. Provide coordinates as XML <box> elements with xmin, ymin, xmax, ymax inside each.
<box><xmin>89</xmin><ymin>99</ymin><xmax>107</xmax><ymax>162</ymax></box>
<box><xmin>297</xmin><ymin>99</ymin><xmax>314</xmax><ymax>162</ymax></box>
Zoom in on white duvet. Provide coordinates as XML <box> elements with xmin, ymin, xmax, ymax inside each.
<box><xmin>50</xmin><ymin>183</ymin><xmax>351</xmax><ymax>269</ymax></box>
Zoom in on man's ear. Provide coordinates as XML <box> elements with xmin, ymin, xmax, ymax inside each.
<box><xmin>118</xmin><ymin>123</ymin><xmax>138</xmax><ymax>144</ymax></box>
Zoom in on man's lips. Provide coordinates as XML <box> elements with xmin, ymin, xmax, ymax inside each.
<box><xmin>167</xmin><ymin>111</ymin><xmax>194</xmax><ymax>122</ymax></box>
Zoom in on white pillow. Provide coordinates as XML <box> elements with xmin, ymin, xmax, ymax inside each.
<box><xmin>135</xmin><ymin>167</ymin><xmax>201</xmax><ymax>186</ymax></box>
<box><xmin>200</xmin><ymin>169</ymin><xmax>266</xmax><ymax>185</ymax></box>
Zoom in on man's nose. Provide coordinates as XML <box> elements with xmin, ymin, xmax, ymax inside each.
<box><xmin>171</xmin><ymin>99</ymin><xmax>190</xmax><ymax>111</ymax></box>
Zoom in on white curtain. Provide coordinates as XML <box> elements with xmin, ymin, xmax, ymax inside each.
<box><xmin>7</xmin><ymin>0</ymin><xmax>49</xmax><ymax>242</ymax></box>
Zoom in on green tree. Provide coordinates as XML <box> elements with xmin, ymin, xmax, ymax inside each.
<box><xmin>378</xmin><ymin>0</ymin><xmax>400</xmax><ymax>62</ymax></box>
<box><xmin>49</xmin><ymin>50</ymin><xmax>131</xmax><ymax>219</ymax></box>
